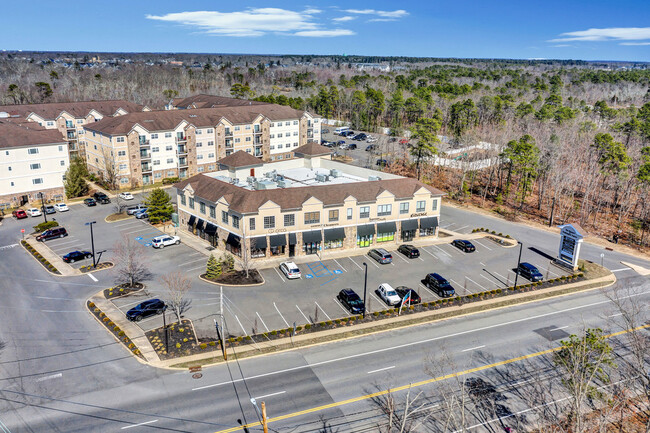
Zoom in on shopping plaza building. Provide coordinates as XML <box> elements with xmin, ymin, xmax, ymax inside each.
<box><xmin>173</xmin><ymin>143</ymin><xmax>444</xmax><ymax>261</ymax></box>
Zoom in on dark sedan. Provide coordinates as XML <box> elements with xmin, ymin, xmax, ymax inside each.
<box><xmin>63</xmin><ymin>250</ymin><xmax>92</xmax><ymax>263</ymax></box>
<box><xmin>126</xmin><ymin>299</ymin><xmax>167</xmax><ymax>322</ymax></box>
<box><xmin>395</xmin><ymin>286</ymin><xmax>421</xmax><ymax>304</ymax></box>
<box><xmin>83</xmin><ymin>198</ymin><xmax>97</xmax><ymax>206</ymax></box>
<box><xmin>452</xmin><ymin>239</ymin><xmax>476</xmax><ymax>252</ymax></box>
<box><xmin>397</xmin><ymin>244</ymin><xmax>420</xmax><ymax>258</ymax></box>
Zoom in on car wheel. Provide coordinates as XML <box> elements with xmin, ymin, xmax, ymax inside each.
<box><xmin>134</xmin><ymin>315</ymin><xmax>142</xmax><ymax>322</ymax></box>
<box><xmin>60</xmin><ymin>234</ymin><xmax>64</xmax><ymax>238</ymax></box>
<box><xmin>160</xmin><ymin>244</ymin><xmax>165</xmax><ymax>248</ymax></box>
<box><xmin>156</xmin><ymin>309</ymin><xmax>163</xmax><ymax>315</ymax></box>
<box><xmin>175</xmin><ymin>240</ymin><xmax>180</xmax><ymax>245</ymax></box>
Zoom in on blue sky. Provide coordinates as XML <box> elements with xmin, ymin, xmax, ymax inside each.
<box><xmin>2</xmin><ymin>1</ymin><xmax>649</xmax><ymax>61</ymax></box>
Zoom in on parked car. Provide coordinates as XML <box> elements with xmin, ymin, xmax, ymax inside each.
<box><xmin>339</xmin><ymin>142</ymin><xmax>349</xmax><ymax>149</ymax></box>
<box><xmin>93</xmin><ymin>192</ymin><xmax>110</xmax><ymax>204</ymax></box>
<box><xmin>368</xmin><ymin>248</ymin><xmax>393</xmax><ymax>264</ymax></box>
<box><xmin>135</xmin><ymin>209</ymin><xmax>149</xmax><ymax>219</ymax></box>
<box><xmin>398</xmin><ymin>244</ymin><xmax>420</xmax><ymax>258</ymax></box>
<box><xmin>321</xmin><ymin>128</ymin><xmax>330</xmax><ymax>134</ymax></box>
<box><xmin>36</xmin><ymin>227</ymin><xmax>68</xmax><ymax>241</ymax></box>
<box><xmin>347</xmin><ymin>143</ymin><xmax>357</xmax><ymax>150</ymax></box>
<box><xmin>353</xmin><ymin>133</ymin><xmax>367</xmax><ymax>141</ymax></box>
<box><xmin>452</xmin><ymin>239</ymin><xmax>476</xmax><ymax>252</ymax></box>
<box><xmin>399</xmin><ymin>139</ymin><xmax>409</xmax><ymax>145</ymax></box>
<box><xmin>343</xmin><ymin>130</ymin><xmax>356</xmax><ymax>137</ymax></box>
<box><xmin>63</xmin><ymin>250</ymin><xmax>92</xmax><ymax>263</ymax></box>
<box><xmin>366</xmin><ymin>144</ymin><xmax>377</xmax><ymax>152</ymax></box>
<box><xmin>376</xmin><ymin>159</ymin><xmax>388</xmax><ymax>167</ymax></box>
<box><xmin>334</xmin><ymin>127</ymin><xmax>350</xmax><ymax>135</ymax></box>
<box><xmin>151</xmin><ymin>235</ymin><xmax>180</xmax><ymax>248</ymax></box>
<box><xmin>12</xmin><ymin>209</ymin><xmax>27</xmax><ymax>219</ymax></box>
<box><xmin>126</xmin><ymin>299</ymin><xmax>166</xmax><ymax>322</ymax></box>
<box><xmin>279</xmin><ymin>261</ymin><xmax>301</xmax><ymax>279</ymax></box>
<box><xmin>53</xmin><ymin>203</ymin><xmax>69</xmax><ymax>212</ymax></box>
<box><xmin>366</xmin><ymin>137</ymin><xmax>378</xmax><ymax>144</ymax></box>
<box><xmin>126</xmin><ymin>204</ymin><xmax>147</xmax><ymax>215</ymax></box>
<box><xmin>336</xmin><ymin>140</ymin><xmax>346</xmax><ymax>146</ymax></box>
<box><xmin>378</xmin><ymin>283</ymin><xmax>401</xmax><ymax>306</ymax></box>
<box><xmin>27</xmin><ymin>208</ymin><xmax>42</xmax><ymax>217</ymax></box>
<box><xmin>337</xmin><ymin>289</ymin><xmax>365</xmax><ymax>314</ymax></box>
<box><xmin>42</xmin><ymin>205</ymin><xmax>56</xmax><ymax>215</ymax></box>
<box><xmin>118</xmin><ymin>192</ymin><xmax>134</xmax><ymax>200</ymax></box>
<box><xmin>395</xmin><ymin>286</ymin><xmax>421</xmax><ymax>304</ymax></box>
<box><xmin>517</xmin><ymin>262</ymin><xmax>543</xmax><ymax>282</ymax></box>
<box><xmin>424</xmin><ymin>273</ymin><xmax>456</xmax><ymax>298</ymax></box>
<box><xmin>83</xmin><ymin>198</ymin><xmax>97</xmax><ymax>207</ymax></box>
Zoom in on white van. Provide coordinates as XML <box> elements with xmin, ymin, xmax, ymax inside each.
<box><xmin>334</xmin><ymin>126</ymin><xmax>350</xmax><ymax>135</ymax></box>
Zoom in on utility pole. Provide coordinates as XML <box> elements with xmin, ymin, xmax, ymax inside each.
<box><xmin>513</xmin><ymin>241</ymin><xmax>523</xmax><ymax>290</ymax></box>
<box><xmin>85</xmin><ymin>221</ymin><xmax>97</xmax><ymax>268</ymax></box>
<box><xmin>220</xmin><ymin>286</ymin><xmax>227</xmax><ymax>360</ymax></box>
<box><xmin>261</xmin><ymin>401</ymin><xmax>268</xmax><ymax>433</ymax></box>
<box><xmin>362</xmin><ymin>262</ymin><xmax>368</xmax><ymax>318</ymax></box>
<box><xmin>40</xmin><ymin>192</ymin><xmax>47</xmax><ymax>223</ymax></box>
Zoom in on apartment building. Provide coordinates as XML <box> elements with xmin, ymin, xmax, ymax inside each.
<box><xmin>0</xmin><ymin>100</ymin><xmax>146</xmax><ymax>160</ymax></box>
<box><xmin>83</xmin><ymin>103</ymin><xmax>321</xmax><ymax>188</ymax></box>
<box><xmin>173</xmin><ymin>145</ymin><xmax>443</xmax><ymax>261</ymax></box>
<box><xmin>0</xmin><ymin>119</ymin><xmax>69</xmax><ymax>207</ymax></box>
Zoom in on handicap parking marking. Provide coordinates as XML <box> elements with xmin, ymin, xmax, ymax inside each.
<box><xmin>319</xmin><ymin>276</ymin><xmax>339</xmax><ymax>286</ymax></box>
<box><xmin>333</xmin><ymin>259</ymin><xmax>347</xmax><ymax>272</ymax></box>
<box><xmin>306</xmin><ymin>261</ymin><xmax>333</xmax><ymax>277</ymax></box>
<box><xmin>305</xmin><ymin>273</ymin><xmax>314</xmax><ymax>279</ymax></box>
<box><xmin>144</xmin><ymin>243</ymin><xmax>152</xmax><ymax>247</ymax></box>
<box><xmin>333</xmin><ymin>269</ymin><xmax>343</xmax><ymax>274</ymax></box>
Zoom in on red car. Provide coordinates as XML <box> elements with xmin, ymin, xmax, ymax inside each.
<box><xmin>399</xmin><ymin>139</ymin><xmax>409</xmax><ymax>145</ymax></box>
<box><xmin>12</xmin><ymin>209</ymin><xmax>27</xmax><ymax>219</ymax></box>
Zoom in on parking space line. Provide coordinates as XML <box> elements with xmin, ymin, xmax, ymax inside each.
<box><xmin>274</xmin><ymin>267</ymin><xmax>286</xmax><ymax>282</ymax></box>
<box><xmin>455</xmin><ymin>225</ymin><xmax>469</xmax><ymax>232</ymax></box>
<box><xmin>296</xmin><ymin>305</ymin><xmax>309</xmax><ymax>323</ymax></box>
<box><xmin>393</xmin><ymin>251</ymin><xmax>409</xmax><ymax>263</ymax></box>
<box><xmin>473</xmin><ymin>240</ymin><xmax>492</xmax><ymax>251</ymax></box>
<box><xmin>234</xmin><ymin>314</ymin><xmax>248</xmax><ymax>336</ymax></box>
<box><xmin>461</xmin><ymin>345</ymin><xmax>486</xmax><ymax>352</ymax></box>
<box><xmin>348</xmin><ymin>257</ymin><xmax>364</xmax><ymax>270</ymax></box>
<box><xmin>419</xmin><ymin>283</ymin><xmax>436</xmax><ymax>298</ymax></box>
<box><xmin>418</xmin><ymin>256</ymin><xmax>425</xmax><ymax>262</ymax></box>
<box><xmin>367</xmin><ymin>258</ymin><xmax>380</xmax><ymax>268</ymax></box>
<box><xmin>480</xmin><ymin>274</ymin><xmax>502</xmax><ymax>288</ymax></box>
<box><xmin>87</xmin><ymin>273</ymin><xmax>98</xmax><ymax>282</ymax></box>
<box><xmin>421</xmin><ymin>247</ymin><xmax>437</xmax><ymax>258</ymax></box>
<box><xmin>315</xmin><ymin>302</ymin><xmax>331</xmax><ymax>320</ymax></box>
<box><xmin>47</xmin><ymin>239</ymin><xmax>78</xmax><ymax>247</ymax></box>
<box><xmin>333</xmin><ymin>259</ymin><xmax>347</xmax><ymax>272</ymax></box>
<box><xmin>256</xmin><ymin>312</ymin><xmax>270</xmax><ymax>332</ymax></box>
<box><xmin>450</xmin><ymin>279</ymin><xmax>462</xmax><ymax>289</ymax></box>
<box><xmin>123</xmin><ymin>228</ymin><xmax>151</xmax><ymax>235</ymax></box>
<box><xmin>320</xmin><ymin>276</ymin><xmax>339</xmax><ymax>286</ymax></box>
<box><xmin>367</xmin><ymin>365</ymin><xmax>395</xmax><ymax>374</ymax></box>
<box><xmin>51</xmin><ymin>244</ymin><xmax>84</xmax><ymax>252</ymax></box>
<box><xmin>274</xmin><ymin>302</ymin><xmax>290</xmax><ymax>327</ymax></box>
<box><xmin>465</xmin><ymin>276</ymin><xmax>486</xmax><ymax>291</ymax></box>
<box><xmin>333</xmin><ymin>298</ymin><xmax>350</xmax><ymax>316</ymax></box>
<box><xmin>545</xmin><ymin>267</ymin><xmax>562</xmax><ymax>278</ymax></box>
<box><xmin>253</xmin><ymin>391</ymin><xmax>286</xmax><ymax>400</ymax></box>
<box><xmin>113</xmin><ymin>221</ymin><xmax>138</xmax><ymax>227</ymax></box>
<box><xmin>494</xmin><ymin>271</ymin><xmax>511</xmax><ymax>285</ymax></box>
<box><xmin>439</xmin><ymin>244</ymin><xmax>461</xmax><ymax>255</ymax></box>
<box><xmin>186</xmin><ymin>264</ymin><xmax>206</xmax><ymax>272</ymax></box>
<box><xmin>370</xmin><ymin>292</ymin><xmax>385</xmax><ymax>308</ymax></box>
<box><xmin>178</xmin><ymin>257</ymin><xmax>206</xmax><ymax>267</ymax></box>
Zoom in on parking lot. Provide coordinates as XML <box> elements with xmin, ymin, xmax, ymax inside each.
<box><xmin>320</xmin><ymin>127</ymin><xmax>406</xmax><ymax>169</ymax></box>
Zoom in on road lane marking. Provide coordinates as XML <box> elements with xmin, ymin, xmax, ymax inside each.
<box><xmin>333</xmin><ymin>259</ymin><xmax>347</xmax><ymax>272</ymax></box>
<box><xmin>611</xmin><ymin>268</ymin><xmax>631</xmax><ymax>272</ymax></box>
<box><xmin>473</xmin><ymin>240</ymin><xmax>492</xmax><ymax>250</ymax></box>
<box><xmin>296</xmin><ymin>305</ymin><xmax>309</xmax><ymax>323</ymax></box>
<box><xmin>274</xmin><ymin>302</ymin><xmax>290</xmax><ymax>328</ymax></box>
<box><xmin>550</xmin><ymin>326</ymin><xmax>569</xmax><ymax>331</ymax></box>
<box><xmin>461</xmin><ymin>345</ymin><xmax>486</xmax><ymax>352</ymax></box>
<box><xmin>315</xmin><ymin>302</ymin><xmax>331</xmax><ymax>321</ymax></box>
<box><xmin>367</xmin><ymin>366</ymin><xmax>395</xmax><ymax>374</ymax></box>
<box><xmin>196</xmin><ymin>292</ymin><xmax>650</xmax><ymax>393</ymax></box>
<box><xmin>348</xmin><ymin>257</ymin><xmax>364</xmax><ymax>270</ymax></box>
<box><xmin>121</xmin><ymin>420</ymin><xmax>158</xmax><ymax>430</ymax></box>
<box><xmin>256</xmin><ymin>312</ymin><xmax>270</xmax><ymax>333</ymax></box>
<box><xmin>274</xmin><ymin>267</ymin><xmax>286</xmax><ymax>282</ymax></box>
<box><xmin>608</xmin><ymin>312</ymin><xmax>623</xmax><ymax>317</ymax></box>
<box><xmin>35</xmin><ymin>373</ymin><xmax>62</xmax><ymax>382</ymax></box>
<box><xmin>87</xmin><ymin>273</ymin><xmax>98</xmax><ymax>282</ymax></box>
<box><xmin>253</xmin><ymin>391</ymin><xmax>286</xmax><ymax>400</ymax></box>
<box><xmin>0</xmin><ymin>243</ymin><xmax>19</xmax><ymax>251</ymax></box>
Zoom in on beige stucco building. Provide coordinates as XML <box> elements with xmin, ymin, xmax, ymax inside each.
<box><xmin>173</xmin><ymin>144</ymin><xmax>444</xmax><ymax>261</ymax></box>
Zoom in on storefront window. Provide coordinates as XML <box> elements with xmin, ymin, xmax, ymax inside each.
<box><xmin>251</xmin><ymin>246</ymin><xmax>266</xmax><ymax>258</ymax></box>
<box><xmin>357</xmin><ymin>235</ymin><xmax>372</xmax><ymax>247</ymax></box>
<box><xmin>303</xmin><ymin>242</ymin><xmax>320</xmax><ymax>254</ymax></box>
<box><xmin>270</xmin><ymin>245</ymin><xmax>285</xmax><ymax>256</ymax></box>
<box><xmin>377</xmin><ymin>232</ymin><xmax>395</xmax><ymax>242</ymax></box>
<box><xmin>419</xmin><ymin>227</ymin><xmax>435</xmax><ymax>236</ymax></box>
<box><xmin>324</xmin><ymin>239</ymin><xmax>343</xmax><ymax>249</ymax></box>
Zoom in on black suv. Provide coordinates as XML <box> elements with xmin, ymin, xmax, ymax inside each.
<box><xmin>353</xmin><ymin>133</ymin><xmax>367</xmax><ymax>141</ymax></box>
<box><xmin>126</xmin><ymin>299</ymin><xmax>167</xmax><ymax>322</ymax></box>
<box><xmin>36</xmin><ymin>227</ymin><xmax>68</xmax><ymax>241</ymax></box>
<box><xmin>452</xmin><ymin>239</ymin><xmax>476</xmax><ymax>252</ymax></box>
<box><xmin>398</xmin><ymin>244</ymin><xmax>420</xmax><ymax>258</ymax></box>
<box><xmin>337</xmin><ymin>289</ymin><xmax>365</xmax><ymax>314</ymax></box>
<box><xmin>424</xmin><ymin>273</ymin><xmax>455</xmax><ymax>297</ymax></box>
<box><xmin>93</xmin><ymin>192</ymin><xmax>111</xmax><ymax>204</ymax></box>
<box><xmin>517</xmin><ymin>262</ymin><xmax>543</xmax><ymax>282</ymax></box>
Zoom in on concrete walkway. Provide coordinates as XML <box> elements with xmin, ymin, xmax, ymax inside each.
<box><xmin>23</xmin><ymin>236</ymin><xmax>79</xmax><ymax>277</ymax></box>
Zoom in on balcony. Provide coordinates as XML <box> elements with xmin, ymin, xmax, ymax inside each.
<box><xmin>178</xmin><ymin>158</ymin><xmax>188</xmax><ymax>168</ymax></box>
<box><xmin>225</xmin><ymin>140</ymin><xmax>233</xmax><ymax>149</ymax></box>
<box><xmin>224</xmin><ymin>129</ymin><xmax>233</xmax><ymax>137</ymax></box>
<box><xmin>141</xmin><ymin>162</ymin><xmax>152</xmax><ymax>173</ymax></box>
<box><xmin>176</xmin><ymin>145</ymin><xmax>188</xmax><ymax>155</ymax></box>
<box><xmin>140</xmin><ymin>150</ymin><xmax>151</xmax><ymax>160</ymax></box>
<box><xmin>65</xmin><ymin>122</ymin><xmax>75</xmax><ymax>130</ymax></box>
<box><xmin>254</xmin><ymin>126</ymin><xmax>261</xmax><ymax>134</ymax></box>
<box><xmin>66</xmin><ymin>131</ymin><xmax>77</xmax><ymax>139</ymax></box>
<box><xmin>139</xmin><ymin>139</ymin><xmax>150</xmax><ymax>147</ymax></box>
<box><xmin>175</xmin><ymin>136</ymin><xmax>187</xmax><ymax>143</ymax></box>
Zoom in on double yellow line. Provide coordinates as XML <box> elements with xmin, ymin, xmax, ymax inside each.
<box><xmin>214</xmin><ymin>323</ymin><xmax>650</xmax><ymax>433</ymax></box>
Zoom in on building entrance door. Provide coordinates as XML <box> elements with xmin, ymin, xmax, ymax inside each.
<box><xmin>358</xmin><ymin>235</ymin><xmax>371</xmax><ymax>248</ymax></box>
<box><xmin>289</xmin><ymin>244</ymin><xmax>295</xmax><ymax>257</ymax></box>
<box><xmin>304</xmin><ymin>241</ymin><xmax>320</xmax><ymax>255</ymax></box>
<box><xmin>402</xmin><ymin>230</ymin><xmax>415</xmax><ymax>242</ymax></box>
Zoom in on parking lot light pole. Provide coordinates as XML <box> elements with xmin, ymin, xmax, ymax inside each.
<box><xmin>39</xmin><ymin>192</ymin><xmax>47</xmax><ymax>223</ymax></box>
<box><xmin>362</xmin><ymin>262</ymin><xmax>368</xmax><ymax>318</ymax></box>
<box><xmin>85</xmin><ymin>221</ymin><xmax>97</xmax><ymax>268</ymax></box>
<box><xmin>513</xmin><ymin>241</ymin><xmax>523</xmax><ymax>290</ymax></box>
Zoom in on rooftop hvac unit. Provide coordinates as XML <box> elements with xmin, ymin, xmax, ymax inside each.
<box><xmin>368</xmin><ymin>175</ymin><xmax>381</xmax><ymax>181</ymax></box>
<box><xmin>316</xmin><ymin>174</ymin><xmax>329</xmax><ymax>182</ymax></box>
<box><xmin>247</xmin><ymin>176</ymin><xmax>256</xmax><ymax>184</ymax></box>
<box><xmin>265</xmin><ymin>170</ymin><xmax>277</xmax><ymax>179</ymax></box>
<box><xmin>229</xmin><ymin>178</ymin><xmax>239</xmax><ymax>184</ymax></box>
<box><xmin>330</xmin><ymin>169</ymin><xmax>341</xmax><ymax>178</ymax></box>
<box><xmin>277</xmin><ymin>179</ymin><xmax>292</xmax><ymax>188</ymax></box>
<box><xmin>255</xmin><ymin>180</ymin><xmax>278</xmax><ymax>190</ymax></box>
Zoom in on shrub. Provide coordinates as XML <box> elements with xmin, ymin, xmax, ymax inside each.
<box><xmin>33</xmin><ymin>220</ymin><xmax>59</xmax><ymax>233</ymax></box>
<box><xmin>209</xmin><ymin>341</ymin><xmax>216</xmax><ymax>346</ymax></box>
<box><xmin>99</xmin><ymin>312</ymin><xmax>105</xmax><ymax>318</ymax></box>
<box><xmin>176</xmin><ymin>343</ymin><xmax>181</xmax><ymax>348</ymax></box>
<box><xmin>409</xmin><ymin>306</ymin><xmax>414</xmax><ymax>310</ymax></box>
<box><xmin>422</xmin><ymin>302</ymin><xmax>428</xmax><ymax>307</ymax></box>
<box><xmin>270</xmin><ymin>330</ymin><xmax>277</xmax><ymax>336</ymax></box>
<box><xmin>334</xmin><ymin>319</ymin><xmax>341</xmax><ymax>325</ymax></box>
<box><xmin>94</xmin><ymin>308</ymin><xmax>100</xmax><ymax>313</ymax></box>
<box><xmin>162</xmin><ymin>177</ymin><xmax>180</xmax><ymax>185</ymax></box>
<box><xmin>128</xmin><ymin>343</ymin><xmax>135</xmax><ymax>349</ymax></box>
<box><xmin>114</xmin><ymin>326</ymin><xmax>120</xmax><ymax>332</ymax></box>
<box><xmin>88</xmin><ymin>302</ymin><xmax>95</xmax><ymax>308</ymax></box>
<box><xmin>108</xmin><ymin>321</ymin><xmax>114</xmax><ymax>327</ymax></box>
<box><xmin>296</xmin><ymin>325</ymin><xmax>303</xmax><ymax>331</ymax></box>
<box><xmin>245</xmin><ymin>336</ymin><xmax>251</xmax><ymax>341</ymax></box>
<box><xmin>179</xmin><ymin>327</ymin><xmax>185</xmax><ymax>332</ymax></box>
<box><xmin>578</xmin><ymin>273</ymin><xmax>584</xmax><ymax>278</ymax></box>
<box><xmin>496</xmin><ymin>289</ymin><xmax>502</xmax><ymax>294</ymax></box>
<box><xmin>373</xmin><ymin>312</ymin><xmax>379</xmax><ymax>317</ymax></box>
<box><xmin>102</xmin><ymin>317</ymin><xmax>110</xmax><ymax>322</ymax></box>
<box><xmin>200</xmin><ymin>343</ymin><xmax>207</xmax><ymax>349</ymax></box>
<box><xmin>305</xmin><ymin>323</ymin><xmax>311</xmax><ymax>329</ymax></box>
<box><xmin>326</xmin><ymin>321</ymin><xmax>333</xmax><ymax>326</ymax></box>
<box><xmin>118</xmin><ymin>331</ymin><xmax>125</xmax><ymax>336</ymax></box>
<box><xmin>183</xmin><ymin>338</ymin><xmax>189</xmax><ymax>343</ymax></box>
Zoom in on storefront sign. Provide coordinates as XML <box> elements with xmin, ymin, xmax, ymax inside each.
<box><xmin>267</xmin><ymin>228</ymin><xmax>287</xmax><ymax>233</ymax></box>
<box><xmin>557</xmin><ymin>224</ymin><xmax>584</xmax><ymax>270</ymax></box>
<box><xmin>410</xmin><ymin>212</ymin><xmax>427</xmax><ymax>218</ymax></box>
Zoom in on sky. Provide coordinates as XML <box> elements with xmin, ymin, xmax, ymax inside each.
<box><xmin>1</xmin><ymin>1</ymin><xmax>649</xmax><ymax>61</ymax></box>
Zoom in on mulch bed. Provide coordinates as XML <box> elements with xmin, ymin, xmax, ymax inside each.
<box><xmin>106</xmin><ymin>213</ymin><xmax>132</xmax><ymax>222</ymax></box>
<box><xmin>146</xmin><ymin>319</ymin><xmax>209</xmax><ymax>360</ymax></box>
<box><xmin>21</xmin><ymin>240</ymin><xmax>61</xmax><ymax>275</ymax></box>
<box><xmin>103</xmin><ymin>283</ymin><xmax>144</xmax><ymax>300</ymax></box>
<box><xmin>80</xmin><ymin>262</ymin><xmax>113</xmax><ymax>273</ymax></box>
<box><xmin>86</xmin><ymin>300</ymin><xmax>144</xmax><ymax>359</ymax></box>
<box><xmin>201</xmin><ymin>269</ymin><xmax>264</xmax><ymax>285</ymax></box>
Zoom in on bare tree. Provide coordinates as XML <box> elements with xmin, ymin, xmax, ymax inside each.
<box><xmin>240</xmin><ymin>227</ymin><xmax>257</xmax><ymax>279</ymax></box>
<box><xmin>100</xmin><ymin>146</ymin><xmax>119</xmax><ymax>191</ymax></box>
<box><xmin>161</xmin><ymin>271</ymin><xmax>192</xmax><ymax>323</ymax></box>
<box><xmin>112</xmin><ymin>235</ymin><xmax>152</xmax><ymax>287</ymax></box>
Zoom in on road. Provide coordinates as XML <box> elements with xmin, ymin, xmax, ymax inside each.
<box><xmin>0</xmin><ymin>202</ymin><xmax>648</xmax><ymax>432</ymax></box>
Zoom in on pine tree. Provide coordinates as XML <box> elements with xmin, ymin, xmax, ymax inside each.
<box><xmin>64</xmin><ymin>157</ymin><xmax>89</xmax><ymax>198</ymax></box>
<box><xmin>206</xmin><ymin>254</ymin><xmax>222</xmax><ymax>279</ymax></box>
<box><xmin>225</xmin><ymin>255</ymin><xmax>235</xmax><ymax>272</ymax></box>
<box><xmin>144</xmin><ymin>188</ymin><xmax>174</xmax><ymax>224</ymax></box>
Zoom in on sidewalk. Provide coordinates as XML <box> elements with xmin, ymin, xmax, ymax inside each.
<box><xmin>23</xmin><ymin>236</ymin><xmax>79</xmax><ymax>277</ymax></box>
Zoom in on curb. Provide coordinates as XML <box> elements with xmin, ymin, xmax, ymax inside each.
<box><xmin>198</xmin><ymin>272</ymin><xmax>266</xmax><ymax>287</ymax></box>
<box><xmin>104</xmin><ymin>214</ymin><xmax>134</xmax><ymax>224</ymax></box>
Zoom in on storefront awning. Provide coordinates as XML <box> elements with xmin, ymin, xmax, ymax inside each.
<box><xmin>357</xmin><ymin>224</ymin><xmax>375</xmax><ymax>237</ymax></box>
<box><xmin>269</xmin><ymin>234</ymin><xmax>287</xmax><ymax>247</ymax></box>
<box><xmin>250</xmin><ymin>236</ymin><xmax>267</xmax><ymax>249</ymax></box>
<box><xmin>377</xmin><ymin>221</ymin><xmax>397</xmax><ymax>234</ymax></box>
<box><xmin>288</xmin><ymin>233</ymin><xmax>297</xmax><ymax>245</ymax></box>
<box><xmin>188</xmin><ymin>215</ymin><xmax>196</xmax><ymax>226</ymax></box>
<box><xmin>302</xmin><ymin>230</ymin><xmax>322</xmax><ymax>244</ymax></box>
<box><xmin>204</xmin><ymin>223</ymin><xmax>218</xmax><ymax>235</ymax></box>
<box><xmin>400</xmin><ymin>219</ymin><xmax>418</xmax><ymax>231</ymax></box>
<box><xmin>195</xmin><ymin>219</ymin><xmax>205</xmax><ymax>231</ymax></box>
<box><xmin>420</xmin><ymin>216</ymin><xmax>439</xmax><ymax>230</ymax></box>
<box><xmin>226</xmin><ymin>232</ymin><xmax>241</xmax><ymax>247</ymax></box>
<box><xmin>324</xmin><ymin>227</ymin><xmax>345</xmax><ymax>241</ymax></box>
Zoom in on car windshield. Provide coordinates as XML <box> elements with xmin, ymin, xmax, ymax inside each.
<box><xmin>387</xmin><ymin>290</ymin><xmax>397</xmax><ymax>296</ymax></box>
<box><xmin>349</xmin><ymin>299</ymin><xmax>363</xmax><ymax>306</ymax></box>
<box><xmin>290</xmin><ymin>268</ymin><xmax>299</xmax><ymax>273</ymax></box>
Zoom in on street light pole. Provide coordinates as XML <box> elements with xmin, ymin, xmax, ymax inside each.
<box><xmin>39</xmin><ymin>192</ymin><xmax>47</xmax><ymax>223</ymax></box>
<box><xmin>362</xmin><ymin>262</ymin><xmax>368</xmax><ymax>318</ymax></box>
<box><xmin>513</xmin><ymin>241</ymin><xmax>523</xmax><ymax>290</ymax></box>
<box><xmin>85</xmin><ymin>221</ymin><xmax>97</xmax><ymax>268</ymax></box>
